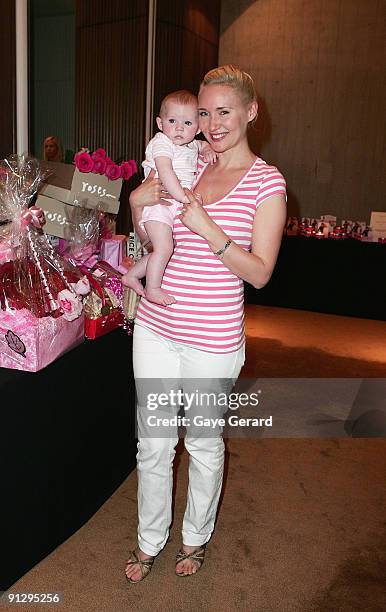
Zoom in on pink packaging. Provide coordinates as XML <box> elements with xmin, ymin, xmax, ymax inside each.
<box><xmin>0</xmin><ymin>308</ymin><xmax>84</xmax><ymax>372</ymax></box>
<box><xmin>58</xmin><ymin>238</ymin><xmax>70</xmax><ymax>255</ymax></box>
<box><xmin>99</xmin><ymin>235</ymin><xmax>126</xmax><ymax>271</ymax></box>
<box><xmin>0</xmin><ymin>240</ymin><xmax>14</xmax><ymax>264</ymax></box>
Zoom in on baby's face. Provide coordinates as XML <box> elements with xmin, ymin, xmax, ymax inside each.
<box><xmin>157</xmin><ymin>101</ymin><xmax>199</xmax><ymax>145</ymax></box>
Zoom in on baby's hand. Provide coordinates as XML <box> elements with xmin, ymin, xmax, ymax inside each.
<box><xmin>201</xmin><ymin>148</ymin><xmax>218</xmax><ymax>165</ymax></box>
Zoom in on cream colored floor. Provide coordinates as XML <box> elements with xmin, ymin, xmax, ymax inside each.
<box><xmin>245</xmin><ymin>304</ymin><xmax>386</xmax><ymax>363</ymax></box>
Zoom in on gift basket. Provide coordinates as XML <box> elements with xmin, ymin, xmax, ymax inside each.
<box><xmin>58</xmin><ymin>204</ymin><xmax>101</xmax><ymax>269</ymax></box>
<box><xmin>0</xmin><ymin>154</ymin><xmax>89</xmax><ymax>371</ymax></box>
<box><xmin>81</xmin><ymin>260</ymin><xmax>125</xmax><ymax>339</ymax></box>
<box><xmin>74</xmin><ymin>223</ymin><xmax>148</xmax><ymax>337</ymax></box>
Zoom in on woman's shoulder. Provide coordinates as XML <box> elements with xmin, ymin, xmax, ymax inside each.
<box><xmin>252</xmin><ymin>156</ymin><xmax>285</xmax><ymax>182</ymax></box>
<box><xmin>252</xmin><ymin>157</ymin><xmax>287</xmax><ymax>206</ymax></box>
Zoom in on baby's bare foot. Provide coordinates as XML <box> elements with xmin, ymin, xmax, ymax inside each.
<box><xmin>122</xmin><ymin>274</ymin><xmax>145</xmax><ymax>296</ymax></box>
<box><xmin>145</xmin><ymin>288</ymin><xmax>176</xmax><ymax>306</ymax></box>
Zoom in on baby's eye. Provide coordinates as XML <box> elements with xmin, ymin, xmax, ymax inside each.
<box><xmin>185</xmin><ymin>121</ymin><xmax>192</xmax><ymax>126</ymax></box>
<box><xmin>168</xmin><ymin>118</ymin><xmax>176</xmax><ymax>124</ymax></box>
<box><xmin>199</xmin><ymin>111</ymin><xmax>208</xmax><ymax>117</ymax></box>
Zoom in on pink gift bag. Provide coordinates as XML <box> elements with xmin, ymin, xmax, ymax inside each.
<box><xmin>99</xmin><ymin>235</ymin><xmax>126</xmax><ymax>271</ymax></box>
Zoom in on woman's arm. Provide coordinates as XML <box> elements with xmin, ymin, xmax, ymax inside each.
<box><xmin>154</xmin><ymin>157</ymin><xmax>189</xmax><ymax>203</ymax></box>
<box><xmin>181</xmin><ymin>190</ymin><xmax>286</xmax><ymax>288</ymax></box>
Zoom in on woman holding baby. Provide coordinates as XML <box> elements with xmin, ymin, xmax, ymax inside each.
<box><xmin>124</xmin><ymin>65</ymin><xmax>286</xmax><ymax>582</ymax></box>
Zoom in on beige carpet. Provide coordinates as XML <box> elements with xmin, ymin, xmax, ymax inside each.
<box><xmin>4</xmin><ymin>307</ymin><xmax>386</xmax><ymax>612</ymax></box>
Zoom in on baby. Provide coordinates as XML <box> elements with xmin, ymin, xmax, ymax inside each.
<box><xmin>122</xmin><ymin>90</ymin><xmax>216</xmax><ymax>305</ymax></box>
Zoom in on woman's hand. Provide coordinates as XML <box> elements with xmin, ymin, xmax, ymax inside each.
<box><xmin>129</xmin><ymin>169</ymin><xmax>172</xmax><ymax>210</ymax></box>
<box><xmin>129</xmin><ymin>169</ymin><xmax>172</xmax><ymax>248</ymax></box>
<box><xmin>178</xmin><ymin>189</ymin><xmax>218</xmax><ymax>239</ymax></box>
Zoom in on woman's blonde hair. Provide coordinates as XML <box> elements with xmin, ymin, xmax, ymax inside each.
<box><xmin>43</xmin><ymin>135</ymin><xmax>63</xmax><ymax>162</ymax></box>
<box><xmin>200</xmin><ymin>64</ymin><xmax>257</xmax><ymax>105</ymax></box>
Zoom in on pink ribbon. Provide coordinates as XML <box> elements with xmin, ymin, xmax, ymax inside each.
<box><xmin>70</xmin><ymin>249</ymin><xmax>99</xmax><ymax>269</ymax></box>
<box><xmin>104</xmin><ymin>276</ymin><xmax>123</xmax><ymax>301</ymax></box>
<box><xmin>20</xmin><ymin>206</ymin><xmax>46</xmax><ymax>230</ymax></box>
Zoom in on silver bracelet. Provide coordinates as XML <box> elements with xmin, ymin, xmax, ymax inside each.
<box><xmin>214</xmin><ymin>238</ymin><xmax>232</xmax><ymax>259</ymax></box>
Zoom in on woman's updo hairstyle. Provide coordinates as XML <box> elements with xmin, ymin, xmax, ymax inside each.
<box><xmin>200</xmin><ymin>64</ymin><xmax>257</xmax><ymax>106</ymax></box>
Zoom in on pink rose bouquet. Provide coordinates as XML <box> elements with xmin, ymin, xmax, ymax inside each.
<box><xmin>74</xmin><ymin>148</ymin><xmax>137</xmax><ymax>181</ymax></box>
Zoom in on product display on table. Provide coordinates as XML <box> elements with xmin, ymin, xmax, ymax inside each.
<box><xmin>36</xmin><ymin>148</ymin><xmax>137</xmax><ymax>235</ymax></box>
<box><xmin>284</xmin><ymin>214</ymin><xmax>385</xmax><ymax>243</ymax></box>
<box><xmin>81</xmin><ymin>260</ymin><xmax>125</xmax><ymax>339</ymax></box>
<box><xmin>0</xmin><ymin>154</ymin><xmax>89</xmax><ymax>372</ymax></box>
<box><xmin>369</xmin><ymin>211</ymin><xmax>386</xmax><ymax>243</ymax></box>
<box><xmin>57</xmin><ymin>205</ymin><xmax>101</xmax><ymax>269</ymax></box>
<box><xmin>99</xmin><ymin>234</ymin><xmax>127</xmax><ymax>271</ymax></box>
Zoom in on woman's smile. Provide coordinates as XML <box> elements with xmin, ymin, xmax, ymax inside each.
<box><xmin>209</xmin><ymin>132</ymin><xmax>228</xmax><ymax>142</ymax></box>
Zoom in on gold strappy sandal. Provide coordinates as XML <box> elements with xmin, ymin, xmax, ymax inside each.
<box><xmin>175</xmin><ymin>545</ymin><xmax>206</xmax><ymax>577</ymax></box>
<box><xmin>125</xmin><ymin>549</ymin><xmax>154</xmax><ymax>583</ymax></box>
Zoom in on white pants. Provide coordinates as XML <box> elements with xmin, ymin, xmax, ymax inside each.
<box><xmin>132</xmin><ymin>323</ymin><xmax>245</xmax><ymax>556</ymax></box>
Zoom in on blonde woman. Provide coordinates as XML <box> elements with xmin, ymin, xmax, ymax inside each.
<box><xmin>125</xmin><ymin>65</ymin><xmax>287</xmax><ymax>582</ymax></box>
<box><xmin>42</xmin><ymin>135</ymin><xmax>63</xmax><ymax>162</ymax></box>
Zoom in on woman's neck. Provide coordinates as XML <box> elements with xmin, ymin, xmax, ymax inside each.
<box><xmin>215</xmin><ymin>141</ymin><xmax>256</xmax><ymax>170</ymax></box>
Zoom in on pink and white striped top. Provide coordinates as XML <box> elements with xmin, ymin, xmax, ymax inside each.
<box><xmin>135</xmin><ymin>156</ymin><xmax>286</xmax><ymax>353</ymax></box>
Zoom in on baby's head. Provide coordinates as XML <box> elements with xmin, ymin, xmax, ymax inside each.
<box><xmin>156</xmin><ymin>90</ymin><xmax>199</xmax><ymax>146</ymax></box>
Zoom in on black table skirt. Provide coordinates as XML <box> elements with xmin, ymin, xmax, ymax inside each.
<box><xmin>245</xmin><ymin>236</ymin><xmax>386</xmax><ymax>321</ymax></box>
<box><xmin>1</xmin><ymin>330</ymin><xmax>137</xmax><ymax>590</ymax></box>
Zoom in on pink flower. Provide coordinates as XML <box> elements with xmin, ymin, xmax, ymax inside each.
<box><xmin>73</xmin><ymin>148</ymin><xmax>89</xmax><ymax>163</ymax></box>
<box><xmin>105</xmin><ymin>162</ymin><xmax>122</xmax><ymax>180</ymax></box>
<box><xmin>93</xmin><ymin>148</ymin><xmax>106</xmax><ymax>158</ymax></box>
<box><xmin>57</xmin><ymin>289</ymin><xmax>83</xmax><ymax>321</ymax></box>
<box><xmin>120</xmin><ymin>162</ymin><xmax>131</xmax><ymax>180</ymax></box>
<box><xmin>129</xmin><ymin>159</ymin><xmax>138</xmax><ymax>174</ymax></box>
<box><xmin>92</xmin><ymin>157</ymin><xmax>107</xmax><ymax>175</ymax></box>
<box><xmin>75</xmin><ymin>152</ymin><xmax>94</xmax><ymax>173</ymax></box>
<box><xmin>120</xmin><ymin>159</ymin><xmax>138</xmax><ymax>180</ymax></box>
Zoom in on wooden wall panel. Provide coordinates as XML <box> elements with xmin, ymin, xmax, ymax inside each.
<box><xmin>0</xmin><ymin>0</ymin><xmax>16</xmax><ymax>158</ymax></box>
<box><xmin>220</xmin><ymin>0</ymin><xmax>386</xmax><ymax>221</ymax></box>
<box><xmin>74</xmin><ymin>0</ymin><xmax>221</xmax><ymax>232</ymax></box>
<box><xmin>75</xmin><ymin>0</ymin><xmax>148</xmax><ymax>233</ymax></box>
<box><xmin>154</xmin><ymin>0</ymin><xmax>221</xmax><ymax>124</ymax></box>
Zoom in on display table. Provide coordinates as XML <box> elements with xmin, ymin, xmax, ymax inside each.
<box><xmin>1</xmin><ymin>330</ymin><xmax>137</xmax><ymax>590</ymax></box>
<box><xmin>245</xmin><ymin>236</ymin><xmax>386</xmax><ymax>320</ymax></box>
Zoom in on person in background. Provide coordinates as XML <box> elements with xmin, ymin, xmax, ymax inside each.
<box><xmin>42</xmin><ymin>136</ymin><xmax>63</xmax><ymax>162</ymax></box>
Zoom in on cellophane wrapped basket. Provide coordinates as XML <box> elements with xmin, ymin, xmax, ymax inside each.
<box><xmin>81</xmin><ymin>260</ymin><xmax>125</xmax><ymax>339</ymax></box>
<box><xmin>0</xmin><ymin>154</ymin><xmax>88</xmax><ymax>371</ymax></box>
